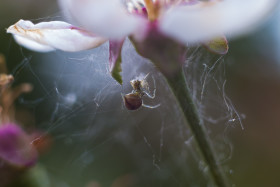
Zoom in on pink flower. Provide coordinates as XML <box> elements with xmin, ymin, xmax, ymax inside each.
<box><xmin>0</xmin><ymin>56</ymin><xmax>38</xmax><ymax>169</ymax></box>
<box><xmin>57</xmin><ymin>0</ymin><xmax>276</xmax><ymax>42</ymax></box>
<box><xmin>7</xmin><ymin>0</ymin><xmax>277</xmax><ymax>83</ymax></box>
<box><xmin>0</xmin><ymin>124</ymin><xmax>37</xmax><ymax>168</ymax></box>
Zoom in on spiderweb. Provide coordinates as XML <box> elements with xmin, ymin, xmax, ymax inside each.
<box><xmin>0</xmin><ymin>9</ymin><xmax>246</xmax><ymax>186</ymax></box>
<box><xmin>6</xmin><ymin>37</ymin><xmax>244</xmax><ymax>187</ymax></box>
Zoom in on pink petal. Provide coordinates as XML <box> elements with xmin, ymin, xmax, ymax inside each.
<box><xmin>59</xmin><ymin>0</ymin><xmax>146</xmax><ymax>39</ymax></box>
<box><xmin>7</xmin><ymin>20</ymin><xmax>107</xmax><ymax>52</ymax></box>
<box><xmin>0</xmin><ymin>124</ymin><xmax>37</xmax><ymax>168</ymax></box>
<box><xmin>159</xmin><ymin>0</ymin><xmax>277</xmax><ymax>43</ymax></box>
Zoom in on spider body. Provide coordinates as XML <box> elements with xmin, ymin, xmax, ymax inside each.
<box><xmin>123</xmin><ymin>74</ymin><xmax>160</xmax><ymax>110</ymax></box>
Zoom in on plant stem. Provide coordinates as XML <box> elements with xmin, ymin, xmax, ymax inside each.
<box><xmin>163</xmin><ymin>70</ymin><xmax>230</xmax><ymax>187</ymax></box>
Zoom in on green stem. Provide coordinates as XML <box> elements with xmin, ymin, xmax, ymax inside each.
<box><xmin>163</xmin><ymin>70</ymin><xmax>230</xmax><ymax>187</ymax></box>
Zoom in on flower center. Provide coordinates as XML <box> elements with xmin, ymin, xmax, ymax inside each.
<box><xmin>143</xmin><ymin>0</ymin><xmax>160</xmax><ymax>21</ymax></box>
<box><xmin>126</xmin><ymin>0</ymin><xmax>161</xmax><ymax>21</ymax></box>
<box><xmin>126</xmin><ymin>0</ymin><xmax>196</xmax><ymax>21</ymax></box>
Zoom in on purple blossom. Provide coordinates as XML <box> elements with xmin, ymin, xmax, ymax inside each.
<box><xmin>0</xmin><ymin>124</ymin><xmax>37</xmax><ymax>168</ymax></box>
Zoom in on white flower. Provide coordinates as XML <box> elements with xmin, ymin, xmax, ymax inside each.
<box><xmin>59</xmin><ymin>0</ymin><xmax>277</xmax><ymax>42</ymax></box>
<box><xmin>6</xmin><ymin>0</ymin><xmax>278</xmax><ymax>83</ymax></box>
<box><xmin>8</xmin><ymin>0</ymin><xmax>277</xmax><ymax>52</ymax></box>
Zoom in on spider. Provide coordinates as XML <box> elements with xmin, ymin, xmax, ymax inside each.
<box><xmin>123</xmin><ymin>73</ymin><xmax>160</xmax><ymax>110</ymax></box>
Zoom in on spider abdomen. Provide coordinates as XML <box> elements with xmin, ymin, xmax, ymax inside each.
<box><xmin>123</xmin><ymin>92</ymin><xmax>142</xmax><ymax>110</ymax></box>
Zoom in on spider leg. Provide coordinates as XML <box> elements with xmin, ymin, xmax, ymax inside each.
<box><xmin>143</xmin><ymin>72</ymin><xmax>150</xmax><ymax>80</ymax></box>
<box><xmin>142</xmin><ymin>103</ymin><xmax>161</xmax><ymax>109</ymax></box>
<box><xmin>143</xmin><ymin>90</ymin><xmax>155</xmax><ymax>99</ymax></box>
<box><xmin>143</xmin><ymin>75</ymin><xmax>157</xmax><ymax>99</ymax></box>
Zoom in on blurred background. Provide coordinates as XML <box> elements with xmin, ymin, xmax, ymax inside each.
<box><xmin>1</xmin><ymin>0</ymin><xmax>280</xmax><ymax>187</ymax></box>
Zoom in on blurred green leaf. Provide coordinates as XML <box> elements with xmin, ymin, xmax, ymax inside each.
<box><xmin>203</xmin><ymin>36</ymin><xmax>229</xmax><ymax>55</ymax></box>
<box><xmin>10</xmin><ymin>164</ymin><xmax>50</xmax><ymax>187</ymax></box>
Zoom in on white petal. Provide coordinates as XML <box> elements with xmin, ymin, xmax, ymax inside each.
<box><xmin>7</xmin><ymin>19</ymin><xmax>107</xmax><ymax>52</ymax></box>
<box><xmin>159</xmin><ymin>0</ymin><xmax>278</xmax><ymax>43</ymax></box>
<box><xmin>58</xmin><ymin>0</ymin><xmax>146</xmax><ymax>39</ymax></box>
<box><xmin>14</xmin><ymin>35</ymin><xmax>55</xmax><ymax>52</ymax></box>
